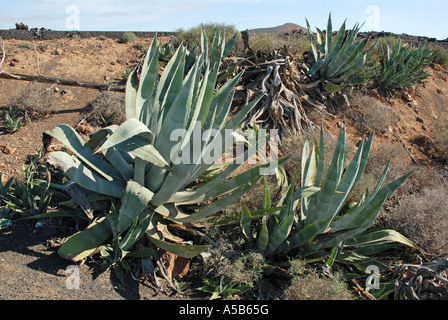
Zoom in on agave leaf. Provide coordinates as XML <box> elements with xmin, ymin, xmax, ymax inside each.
<box><xmin>256</xmin><ymin>215</ymin><xmax>270</xmax><ymax>253</ymax></box>
<box><xmin>155</xmin><ymin>46</ymin><xmax>187</xmax><ymax>127</ymax></box>
<box><xmin>323</xmin><ymin>135</ymin><xmax>367</xmax><ymax>226</ymax></box>
<box><xmin>58</xmin><ymin>217</ymin><xmax>111</xmax><ymax>262</ymax></box>
<box><xmin>329</xmin><ymin>170</ymin><xmax>412</xmax><ymax>239</ymax></box>
<box><xmin>155</xmin><ymin>57</ymin><xmax>202</xmax><ymax>161</ymax></box>
<box><xmin>240</xmin><ymin>204</ymin><xmax>253</xmax><ymax>246</ymax></box>
<box><xmin>44</xmin><ymin>125</ymin><xmax>117</xmax><ymax>181</ymax></box>
<box><xmin>283</xmin><ymin>219</ymin><xmax>329</xmax><ymax>253</ymax></box>
<box><xmin>47</xmin><ymin>151</ymin><xmax>125</xmax><ymax>198</ymax></box>
<box><xmin>310</xmin><ymin>126</ymin><xmax>346</xmax><ymax>223</ymax></box>
<box><xmin>149</xmin><ymin>95</ymin><xmax>265</xmax><ymax>207</ymax></box>
<box><xmin>263</xmin><ymin>183</ymin><xmax>296</xmax><ymax>257</ymax></box>
<box><xmin>169</xmin><ymin>156</ymin><xmax>287</xmax><ymax>206</ymax></box>
<box><xmin>117</xmin><ymin>181</ymin><xmax>154</xmax><ymax>234</ymax></box>
<box><xmin>345</xmin><ymin>229</ymin><xmax>418</xmax><ymax>255</ymax></box>
<box><xmin>137</xmin><ymin>37</ymin><xmax>159</xmax><ymax>127</ymax></box>
<box><xmin>147</xmin><ymin>235</ymin><xmax>209</xmax><ymax>259</ymax></box>
<box><xmin>120</xmin><ymin>215</ymin><xmax>151</xmax><ymax>251</ymax></box>
<box><xmin>95</xmin><ymin>118</ymin><xmax>152</xmax><ymax>152</ymax></box>
<box><xmin>263</xmin><ymin>178</ymin><xmax>271</xmax><ymax>209</ymax></box>
<box><xmin>169</xmin><ymin>175</ymin><xmax>262</xmax><ymax>223</ymax></box>
<box><xmin>95</xmin><ymin>118</ymin><xmax>169</xmax><ymax>169</ymax></box>
<box><xmin>125</xmin><ymin>68</ymin><xmax>139</xmax><ymax>119</ymax></box>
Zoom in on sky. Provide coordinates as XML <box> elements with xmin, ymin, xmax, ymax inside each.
<box><xmin>0</xmin><ymin>0</ymin><xmax>447</xmax><ymax>40</ymax></box>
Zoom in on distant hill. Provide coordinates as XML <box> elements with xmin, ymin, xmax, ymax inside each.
<box><xmin>246</xmin><ymin>23</ymin><xmax>307</xmax><ymax>34</ymax></box>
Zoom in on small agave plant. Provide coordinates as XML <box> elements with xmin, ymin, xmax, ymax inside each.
<box><xmin>44</xmin><ymin>30</ymin><xmax>278</xmax><ymax>265</ymax></box>
<box><xmin>306</xmin><ymin>14</ymin><xmax>370</xmax><ymax>93</ymax></box>
<box><xmin>240</xmin><ymin>125</ymin><xmax>417</xmax><ymax>260</ymax></box>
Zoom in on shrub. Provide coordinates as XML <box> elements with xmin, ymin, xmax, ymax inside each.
<box><xmin>12</xmin><ymin>82</ymin><xmax>58</xmax><ymax>119</ymax></box>
<box><xmin>382</xmin><ymin>184</ymin><xmax>448</xmax><ymax>255</ymax></box>
<box><xmin>429</xmin><ymin>44</ymin><xmax>448</xmax><ymax>66</ymax></box>
<box><xmin>119</xmin><ymin>31</ymin><xmax>137</xmax><ymax>43</ymax></box>
<box><xmin>86</xmin><ymin>91</ymin><xmax>126</xmax><ymax>126</ymax></box>
<box><xmin>175</xmin><ymin>23</ymin><xmax>239</xmax><ymax>51</ymax></box>
<box><xmin>17</xmin><ymin>41</ymin><xmax>33</xmax><ymax>49</ymax></box>
<box><xmin>214</xmin><ymin>251</ymin><xmax>265</xmax><ymax>288</ymax></box>
<box><xmin>247</xmin><ymin>32</ymin><xmax>310</xmax><ymax>58</ymax></box>
<box><xmin>344</xmin><ymin>95</ymin><xmax>399</xmax><ymax>134</ymax></box>
<box><xmin>431</xmin><ymin>119</ymin><xmax>448</xmax><ymax>161</ymax></box>
<box><xmin>284</xmin><ymin>270</ymin><xmax>356</xmax><ymax>300</ymax></box>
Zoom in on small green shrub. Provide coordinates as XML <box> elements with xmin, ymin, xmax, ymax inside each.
<box><xmin>215</xmin><ymin>251</ymin><xmax>265</xmax><ymax>288</ymax></box>
<box><xmin>175</xmin><ymin>23</ymin><xmax>239</xmax><ymax>51</ymax></box>
<box><xmin>429</xmin><ymin>44</ymin><xmax>448</xmax><ymax>66</ymax></box>
<box><xmin>119</xmin><ymin>31</ymin><xmax>137</xmax><ymax>43</ymax></box>
<box><xmin>248</xmin><ymin>32</ymin><xmax>310</xmax><ymax>58</ymax></box>
<box><xmin>284</xmin><ymin>271</ymin><xmax>357</xmax><ymax>300</ymax></box>
<box><xmin>17</xmin><ymin>41</ymin><xmax>33</xmax><ymax>49</ymax></box>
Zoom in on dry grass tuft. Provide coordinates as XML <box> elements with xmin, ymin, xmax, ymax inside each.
<box><xmin>283</xmin><ymin>266</ymin><xmax>357</xmax><ymax>300</ymax></box>
<box><xmin>381</xmin><ymin>183</ymin><xmax>448</xmax><ymax>255</ymax></box>
<box><xmin>12</xmin><ymin>82</ymin><xmax>58</xmax><ymax>119</ymax></box>
<box><xmin>86</xmin><ymin>91</ymin><xmax>126</xmax><ymax>126</ymax></box>
<box><xmin>344</xmin><ymin>95</ymin><xmax>399</xmax><ymax>134</ymax></box>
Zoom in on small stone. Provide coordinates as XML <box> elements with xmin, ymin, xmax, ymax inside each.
<box><xmin>55</xmin><ymin>48</ymin><xmax>63</xmax><ymax>55</ymax></box>
<box><xmin>403</xmin><ymin>92</ymin><xmax>413</xmax><ymax>102</ymax></box>
<box><xmin>0</xmin><ymin>145</ymin><xmax>16</xmax><ymax>155</ymax></box>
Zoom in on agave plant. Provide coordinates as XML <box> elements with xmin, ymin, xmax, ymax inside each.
<box><xmin>240</xmin><ymin>125</ymin><xmax>417</xmax><ymax>260</ymax></box>
<box><xmin>44</xmin><ymin>30</ymin><xmax>277</xmax><ymax>265</ymax></box>
<box><xmin>375</xmin><ymin>38</ymin><xmax>433</xmax><ymax>95</ymax></box>
<box><xmin>2</xmin><ymin>107</ymin><xmax>23</xmax><ymax>133</ymax></box>
<box><xmin>306</xmin><ymin>14</ymin><xmax>370</xmax><ymax>93</ymax></box>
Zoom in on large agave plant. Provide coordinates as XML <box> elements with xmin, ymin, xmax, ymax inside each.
<box><xmin>375</xmin><ymin>38</ymin><xmax>433</xmax><ymax>95</ymax></box>
<box><xmin>44</xmin><ymin>30</ymin><xmax>277</xmax><ymax>264</ymax></box>
<box><xmin>241</xmin><ymin>125</ymin><xmax>417</xmax><ymax>259</ymax></box>
<box><xmin>306</xmin><ymin>14</ymin><xmax>370</xmax><ymax>93</ymax></box>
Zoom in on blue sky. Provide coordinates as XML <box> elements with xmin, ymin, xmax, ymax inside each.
<box><xmin>0</xmin><ymin>0</ymin><xmax>447</xmax><ymax>39</ymax></box>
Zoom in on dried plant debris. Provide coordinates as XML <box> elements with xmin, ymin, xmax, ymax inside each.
<box><xmin>394</xmin><ymin>255</ymin><xmax>448</xmax><ymax>300</ymax></box>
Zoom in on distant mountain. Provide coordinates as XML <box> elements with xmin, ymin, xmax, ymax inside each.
<box><xmin>246</xmin><ymin>23</ymin><xmax>307</xmax><ymax>34</ymax></box>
